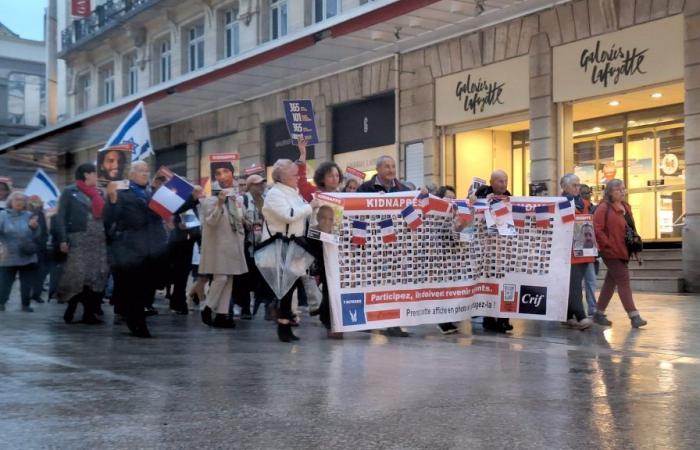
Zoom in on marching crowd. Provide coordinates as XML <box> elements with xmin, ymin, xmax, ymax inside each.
<box><xmin>0</xmin><ymin>145</ymin><xmax>647</xmax><ymax>341</ymax></box>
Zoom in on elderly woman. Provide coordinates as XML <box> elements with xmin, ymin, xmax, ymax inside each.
<box><xmin>53</xmin><ymin>163</ymin><xmax>109</xmax><ymax>324</ymax></box>
<box><xmin>261</xmin><ymin>159</ymin><xmax>318</xmax><ymax>342</ymax></box>
<box><xmin>0</xmin><ymin>192</ymin><xmax>40</xmax><ymax>312</ymax></box>
<box><xmin>198</xmin><ymin>179</ymin><xmax>248</xmax><ymax>329</ymax></box>
<box><xmin>296</xmin><ymin>139</ymin><xmax>344</xmax><ymax>338</ymax></box>
<box><xmin>592</xmin><ymin>179</ymin><xmax>647</xmax><ymax>328</ymax></box>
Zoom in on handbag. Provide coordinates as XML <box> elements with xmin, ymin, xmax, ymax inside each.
<box><xmin>604</xmin><ymin>201</ymin><xmax>643</xmax><ymax>257</ymax></box>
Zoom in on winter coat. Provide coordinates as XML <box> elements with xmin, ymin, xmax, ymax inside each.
<box><xmin>0</xmin><ymin>209</ymin><xmax>39</xmax><ymax>267</ymax></box>
<box><xmin>198</xmin><ymin>196</ymin><xmax>248</xmax><ymax>276</ymax></box>
<box><xmin>261</xmin><ymin>182</ymin><xmax>313</xmax><ymax>239</ymax></box>
<box><xmin>52</xmin><ymin>184</ymin><xmax>96</xmax><ymax>245</ymax></box>
<box><xmin>593</xmin><ymin>201</ymin><xmax>634</xmax><ymax>261</ymax></box>
<box><xmin>103</xmin><ymin>186</ymin><xmax>168</xmax><ymax>268</ymax></box>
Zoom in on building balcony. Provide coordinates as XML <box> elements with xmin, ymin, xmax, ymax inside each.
<box><xmin>59</xmin><ymin>0</ymin><xmax>163</xmax><ymax>57</ymax></box>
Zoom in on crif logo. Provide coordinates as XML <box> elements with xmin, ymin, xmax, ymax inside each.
<box><xmin>518</xmin><ymin>285</ymin><xmax>547</xmax><ymax>315</ymax></box>
<box><xmin>341</xmin><ymin>293</ymin><xmax>366</xmax><ymax>326</ymax></box>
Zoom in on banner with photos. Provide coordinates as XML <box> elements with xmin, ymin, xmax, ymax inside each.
<box><xmin>324</xmin><ymin>192</ymin><xmax>575</xmax><ymax>332</ymax></box>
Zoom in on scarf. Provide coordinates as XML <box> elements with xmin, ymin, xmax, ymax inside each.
<box><xmin>76</xmin><ymin>180</ymin><xmax>105</xmax><ymax>219</ymax></box>
<box><xmin>225</xmin><ymin>197</ymin><xmax>243</xmax><ymax>234</ymax></box>
<box><xmin>129</xmin><ymin>181</ymin><xmax>151</xmax><ymax>202</ymax></box>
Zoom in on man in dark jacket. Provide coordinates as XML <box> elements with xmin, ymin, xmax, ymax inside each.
<box><xmin>167</xmin><ymin>192</ymin><xmax>202</xmax><ymax>315</ymax></box>
<box><xmin>357</xmin><ymin>156</ymin><xmax>410</xmax><ymax>193</ymax></box>
<box><xmin>358</xmin><ymin>155</ymin><xmax>411</xmax><ymax>338</ymax></box>
<box><xmin>104</xmin><ymin>161</ymin><xmax>167</xmax><ymax>338</ymax></box>
<box><xmin>471</xmin><ymin>169</ymin><xmax>514</xmax><ymax>333</ymax></box>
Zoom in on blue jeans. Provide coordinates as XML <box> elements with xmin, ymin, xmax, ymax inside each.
<box><xmin>583</xmin><ymin>262</ymin><xmax>597</xmax><ymax>316</ymax></box>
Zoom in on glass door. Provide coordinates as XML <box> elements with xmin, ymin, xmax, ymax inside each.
<box><xmin>626</xmin><ymin>129</ymin><xmax>657</xmax><ymax>240</ymax></box>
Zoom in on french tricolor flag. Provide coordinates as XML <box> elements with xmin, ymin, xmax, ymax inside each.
<box><xmin>472</xmin><ymin>200</ymin><xmax>488</xmax><ymax>211</ymax></box>
<box><xmin>558</xmin><ymin>200</ymin><xmax>576</xmax><ymax>223</ymax></box>
<box><xmin>351</xmin><ymin>220</ymin><xmax>368</xmax><ymax>246</ymax></box>
<box><xmin>379</xmin><ymin>219</ymin><xmax>397</xmax><ymax>243</ymax></box>
<box><xmin>455</xmin><ymin>201</ymin><xmax>472</xmax><ymax>221</ymax></box>
<box><xmin>512</xmin><ymin>205</ymin><xmax>527</xmax><ymax>227</ymax></box>
<box><xmin>149</xmin><ymin>175</ymin><xmax>194</xmax><ymax>220</ymax></box>
<box><xmin>400</xmin><ymin>204</ymin><xmax>423</xmax><ymax>230</ymax></box>
<box><xmin>416</xmin><ymin>192</ymin><xmax>430</xmax><ymax>211</ymax></box>
<box><xmin>491</xmin><ymin>201</ymin><xmax>509</xmax><ymax>217</ymax></box>
<box><xmin>535</xmin><ymin>205</ymin><xmax>551</xmax><ymax>229</ymax></box>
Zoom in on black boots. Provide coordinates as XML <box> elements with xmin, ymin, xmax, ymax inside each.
<box><xmin>277</xmin><ymin>321</ymin><xmax>299</xmax><ymax>343</ymax></box>
<box><xmin>201</xmin><ymin>306</ymin><xmax>213</xmax><ymax>326</ymax></box>
<box><xmin>63</xmin><ymin>298</ymin><xmax>79</xmax><ymax>324</ymax></box>
<box><xmin>212</xmin><ymin>314</ymin><xmax>236</xmax><ymax>328</ymax></box>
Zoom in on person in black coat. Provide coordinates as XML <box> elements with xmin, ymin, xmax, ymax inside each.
<box><xmin>167</xmin><ymin>190</ymin><xmax>203</xmax><ymax>315</ymax></box>
<box><xmin>104</xmin><ymin>161</ymin><xmax>168</xmax><ymax>338</ymax></box>
<box><xmin>53</xmin><ymin>163</ymin><xmax>109</xmax><ymax>324</ymax></box>
<box><xmin>27</xmin><ymin>196</ymin><xmax>49</xmax><ymax>303</ymax></box>
<box><xmin>357</xmin><ymin>155</ymin><xmax>411</xmax><ymax>338</ymax></box>
<box><xmin>470</xmin><ymin>169</ymin><xmax>513</xmax><ymax>333</ymax></box>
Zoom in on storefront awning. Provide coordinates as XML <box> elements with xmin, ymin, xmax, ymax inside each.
<box><xmin>0</xmin><ymin>0</ymin><xmax>559</xmax><ymax>159</ymax></box>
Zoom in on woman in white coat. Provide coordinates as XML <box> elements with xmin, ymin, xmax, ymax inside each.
<box><xmin>262</xmin><ymin>159</ymin><xmax>318</xmax><ymax>342</ymax></box>
<box><xmin>198</xmin><ymin>189</ymin><xmax>248</xmax><ymax>328</ymax></box>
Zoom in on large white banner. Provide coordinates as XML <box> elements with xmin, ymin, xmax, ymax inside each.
<box><xmin>324</xmin><ymin>193</ymin><xmax>574</xmax><ymax>332</ymax></box>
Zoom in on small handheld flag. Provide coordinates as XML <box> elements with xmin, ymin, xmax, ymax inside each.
<box><xmin>400</xmin><ymin>204</ymin><xmax>423</xmax><ymax>230</ymax></box>
<box><xmin>455</xmin><ymin>201</ymin><xmax>472</xmax><ymax>222</ymax></box>
<box><xmin>512</xmin><ymin>205</ymin><xmax>527</xmax><ymax>227</ymax></box>
<box><xmin>351</xmin><ymin>220</ymin><xmax>368</xmax><ymax>246</ymax></box>
<box><xmin>535</xmin><ymin>205</ymin><xmax>551</xmax><ymax>229</ymax></box>
<box><xmin>491</xmin><ymin>201</ymin><xmax>509</xmax><ymax>217</ymax></box>
<box><xmin>379</xmin><ymin>218</ymin><xmax>397</xmax><ymax>244</ymax></box>
<box><xmin>558</xmin><ymin>200</ymin><xmax>575</xmax><ymax>223</ymax></box>
<box><xmin>149</xmin><ymin>174</ymin><xmax>194</xmax><ymax>220</ymax></box>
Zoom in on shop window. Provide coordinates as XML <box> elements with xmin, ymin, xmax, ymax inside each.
<box><xmin>570</xmin><ymin>103</ymin><xmax>684</xmax><ymax>241</ymax></box>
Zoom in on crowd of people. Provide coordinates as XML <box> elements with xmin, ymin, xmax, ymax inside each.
<box><xmin>0</xmin><ymin>147</ymin><xmax>647</xmax><ymax>340</ymax></box>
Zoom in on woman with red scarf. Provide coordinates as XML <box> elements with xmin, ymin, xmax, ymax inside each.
<box><xmin>53</xmin><ymin>163</ymin><xmax>109</xmax><ymax>324</ymax></box>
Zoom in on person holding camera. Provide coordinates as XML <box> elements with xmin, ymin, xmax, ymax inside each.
<box><xmin>592</xmin><ymin>179</ymin><xmax>647</xmax><ymax>328</ymax></box>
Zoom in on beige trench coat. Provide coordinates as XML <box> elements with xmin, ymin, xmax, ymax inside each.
<box><xmin>198</xmin><ymin>196</ymin><xmax>248</xmax><ymax>276</ymax></box>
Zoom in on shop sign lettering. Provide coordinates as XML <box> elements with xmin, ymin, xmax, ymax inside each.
<box><xmin>454</xmin><ymin>75</ymin><xmax>505</xmax><ymax>115</ymax></box>
<box><xmin>579</xmin><ymin>40</ymin><xmax>647</xmax><ymax>87</ymax></box>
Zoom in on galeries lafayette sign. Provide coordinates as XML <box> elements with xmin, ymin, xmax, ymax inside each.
<box><xmin>435</xmin><ymin>56</ymin><xmax>529</xmax><ymax>126</ymax></box>
<box><xmin>553</xmin><ymin>15</ymin><xmax>683</xmax><ymax>103</ymax></box>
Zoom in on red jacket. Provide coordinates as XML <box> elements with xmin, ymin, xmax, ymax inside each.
<box><xmin>593</xmin><ymin>201</ymin><xmax>633</xmax><ymax>261</ymax></box>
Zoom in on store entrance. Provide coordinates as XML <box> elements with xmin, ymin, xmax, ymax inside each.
<box><xmin>447</xmin><ymin>121</ymin><xmax>530</xmax><ymax>198</ymax></box>
<box><xmin>572</xmin><ymin>97</ymin><xmax>685</xmax><ymax>241</ymax></box>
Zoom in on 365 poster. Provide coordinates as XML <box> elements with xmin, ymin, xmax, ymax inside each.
<box><xmin>283</xmin><ymin>100</ymin><xmax>319</xmax><ymax>145</ymax></box>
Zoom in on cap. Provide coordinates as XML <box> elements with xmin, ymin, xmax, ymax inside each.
<box><xmin>245</xmin><ymin>174</ymin><xmax>265</xmax><ymax>188</ymax></box>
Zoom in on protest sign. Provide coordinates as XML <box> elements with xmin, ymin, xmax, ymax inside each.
<box><xmin>572</xmin><ymin>214</ymin><xmax>598</xmax><ymax>261</ymax></box>
<box><xmin>97</xmin><ymin>143</ymin><xmax>133</xmax><ymax>187</ymax></box>
<box><xmin>283</xmin><ymin>100</ymin><xmax>318</xmax><ymax>145</ymax></box>
<box><xmin>323</xmin><ymin>193</ymin><xmax>574</xmax><ymax>332</ymax></box>
<box><xmin>23</xmin><ymin>169</ymin><xmax>60</xmax><ymax>211</ymax></box>
<box><xmin>307</xmin><ymin>193</ymin><xmax>344</xmax><ymax>245</ymax></box>
<box><xmin>209</xmin><ymin>153</ymin><xmax>240</xmax><ymax>194</ymax></box>
<box><xmin>467</xmin><ymin>176</ymin><xmax>487</xmax><ymax>198</ymax></box>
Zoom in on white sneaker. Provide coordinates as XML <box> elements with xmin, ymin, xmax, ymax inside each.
<box><xmin>577</xmin><ymin>317</ymin><xmax>593</xmax><ymax>330</ymax></box>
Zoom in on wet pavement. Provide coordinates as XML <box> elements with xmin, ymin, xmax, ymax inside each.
<box><xmin>1</xmin><ymin>292</ymin><xmax>699</xmax><ymax>450</ymax></box>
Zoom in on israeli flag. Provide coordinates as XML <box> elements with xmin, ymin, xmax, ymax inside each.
<box><xmin>24</xmin><ymin>169</ymin><xmax>60</xmax><ymax>210</ymax></box>
<box><xmin>103</xmin><ymin>102</ymin><xmax>153</xmax><ymax>162</ymax></box>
